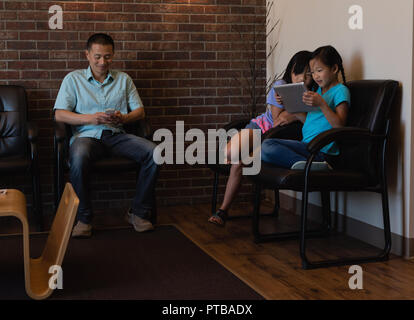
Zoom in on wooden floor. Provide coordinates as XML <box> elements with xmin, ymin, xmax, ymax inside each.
<box><xmin>2</xmin><ymin>201</ymin><xmax>414</xmax><ymax>300</ymax></box>
<box><xmin>160</xmin><ymin>202</ymin><xmax>414</xmax><ymax>300</ymax></box>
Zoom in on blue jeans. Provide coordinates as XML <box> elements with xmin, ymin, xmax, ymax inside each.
<box><xmin>69</xmin><ymin>131</ymin><xmax>158</xmax><ymax>224</ymax></box>
<box><xmin>261</xmin><ymin>138</ymin><xmax>326</xmax><ymax>169</ymax></box>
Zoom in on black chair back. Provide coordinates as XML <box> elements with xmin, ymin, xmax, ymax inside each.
<box><xmin>0</xmin><ymin>85</ymin><xmax>28</xmax><ymax>157</ymax></box>
<box><xmin>328</xmin><ymin>80</ymin><xmax>398</xmax><ymax>181</ymax></box>
<box><xmin>346</xmin><ymin>80</ymin><xmax>397</xmax><ymax>133</ymax></box>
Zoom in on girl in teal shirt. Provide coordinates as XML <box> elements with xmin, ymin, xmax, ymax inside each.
<box><xmin>261</xmin><ymin>45</ymin><xmax>351</xmax><ymax>170</ymax></box>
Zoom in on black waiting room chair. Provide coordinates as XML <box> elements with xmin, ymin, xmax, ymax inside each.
<box><xmin>207</xmin><ymin>118</ymin><xmax>290</xmax><ymax>220</ymax></box>
<box><xmin>207</xmin><ymin>116</ymin><xmax>304</xmax><ymax>220</ymax></box>
<box><xmin>249</xmin><ymin>80</ymin><xmax>399</xmax><ymax>269</ymax></box>
<box><xmin>0</xmin><ymin>85</ymin><xmax>43</xmax><ymax>231</ymax></box>
<box><xmin>54</xmin><ymin>116</ymin><xmax>157</xmax><ymax>224</ymax></box>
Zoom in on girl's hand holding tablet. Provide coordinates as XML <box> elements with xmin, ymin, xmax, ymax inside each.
<box><xmin>275</xmin><ymin>93</ymin><xmax>283</xmax><ymax>105</ymax></box>
<box><xmin>273</xmin><ymin>110</ymin><xmax>297</xmax><ymax>127</ymax></box>
<box><xmin>302</xmin><ymin>91</ymin><xmax>326</xmax><ymax>108</ymax></box>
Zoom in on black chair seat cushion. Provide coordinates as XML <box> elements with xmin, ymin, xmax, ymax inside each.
<box><xmin>65</xmin><ymin>156</ymin><xmax>139</xmax><ymax>173</ymax></box>
<box><xmin>207</xmin><ymin>163</ymin><xmax>230</xmax><ymax>175</ymax></box>
<box><xmin>250</xmin><ymin>162</ymin><xmax>374</xmax><ymax>191</ymax></box>
<box><xmin>207</xmin><ymin>121</ymin><xmax>304</xmax><ymax>175</ymax></box>
<box><xmin>0</xmin><ymin>156</ymin><xmax>30</xmax><ymax>172</ymax></box>
<box><xmin>92</xmin><ymin>157</ymin><xmax>140</xmax><ymax>172</ymax></box>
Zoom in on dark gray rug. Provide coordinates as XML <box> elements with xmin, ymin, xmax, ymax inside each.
<box><xmin>0</xmin><ymin>225</ymin><xmax>264</xmax><ymax>300</ymax></box>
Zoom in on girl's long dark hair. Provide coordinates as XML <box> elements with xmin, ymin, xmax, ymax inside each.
<box><xmin>282</xmin><ymin>50</ymin><xmax>317</xmax><ymax>91</ymax></box>
<box><xmin>310</xmin><ymin>45</ymin><xmax>346</xmax><ymax>84</ymax></box>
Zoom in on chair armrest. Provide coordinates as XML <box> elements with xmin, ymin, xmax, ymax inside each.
<box><xmin>54</xmin><ymin>121</ymin><xmax>68</xmax><ymax>143</ymax></box>
<box><xmin>54</xmin><ymin>121</ymin><xmax>71</xmax><ymax>172</ymax></box>
<box><xmin>133</xmin><ymin>118</ymin><xmax>153</xmax><ymax>140</ymax></box>
<box><xmin>262</xmin><ymin>121</ymin><xmax>303</xmax><ymax>141</ymax></box>
<box><xmin>26</xmin><ymin>121</ymin><xmax>39</xmax><ymax>163</ymax></box>
<box><xmin>307</xmin><ymin>127</ymin><xmax>385</xmax><ymax>154</ymax></box>
<box><xmin>27</xmin><ymin>121</ymin><xmax>38</xmax><ymax>143</ymax></box>
<box><xmin>222</xmin><ymin>118</ymin><xmax>251</xmax><ymax>131</ymax></box>
<box><xmin>206</xmin><ymin>118</ymin><xmax>250</xmax><ymax>166</ymax></box>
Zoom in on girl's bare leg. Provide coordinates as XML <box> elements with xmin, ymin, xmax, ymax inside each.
<box><xmin>209</xmin><ymin>129</ymin><xmax>256</xmax><ymax>225</ymax></box>
<box><xmin>220</xmin><ymin>129</ymin><xmax>254</xmax><ymax>211</ymax></box>
<box><xmin>219</xmin><ymin>163</ymin><xmax>243</xmax><ymax>212</ymax></box>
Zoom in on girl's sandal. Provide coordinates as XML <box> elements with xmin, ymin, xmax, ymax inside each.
<box><xmin>208</xmin><ymin>209</ymin><xmax>228</xmax><ymax>226</ymax></box>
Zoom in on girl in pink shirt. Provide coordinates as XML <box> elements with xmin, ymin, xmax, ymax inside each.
<box><xmin>209</xmin><ymin>50</ymin><xmax>316</xmax><ymax>226</ymax></box>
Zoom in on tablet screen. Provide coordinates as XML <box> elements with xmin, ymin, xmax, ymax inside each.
<box><xmin>273</xmin><ymin>82</ymin><xmax>316</xmax><ymax>113</ymax></box>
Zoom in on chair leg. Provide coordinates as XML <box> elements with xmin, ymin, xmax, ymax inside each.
<box><xmin>300</xmin><ymin>187</ymin><xmax>310</xmax><ymax>269</ymax></box>
<box><xmin>252</xmin><ymin>186</ymin><xmax>330</xmax><ymax>243</ymax></box>
<box><xmin>55</xmin><ymin>142</ymin><xmax>65</xmax><ymax>211</ymax></box>
<box><xmin>300</xmin><ymin>187</ymin><xmax>391</xmax><ymax>270</ymax></box>
<box><xmin>273</xmin><ymin>189</ymin><xmax>280</xmax><ymax>218</ymax></box>
<box><xmin>151</xmin><ymin>191</ymin><xmax>157</xmax><ymax>225</ymax></box>
<box><xmin>57</xmin><ymin>172</ymin><xmax>64</xmax><ymax>213</ymax></box>
<box><xmin>212</xmin><ymin>169</ymin><xmax>278</xmax><ymax>221</ymax></box>
<box><xmin>54</xmin><ymin>153</ymin><xmax>59</xmax><ymax>211</ymax></box>
<box><xmin>252</xmin><ymin>182</ymin><xmax>262</xmax><ymax>242</ymax></box>
<box><xmin>211</xmin><ymin>171</ymin><xmax>219</xmax><ymax>215</ymax></box>
<box><xmin>381</xmin><ymin>125</ymin><xmax>392</xmax><ymax>258</ymax></box>
<box><xmin>32</xmin><ymin>171</ymin><xmax>43</xmax><ymax>232</ymax></box>
<box><xmin>380</xmin><ymin>183</ymin><xmax>392</xmax><ymax>258</ymax></box>
<box><xmin>321</xmin><ymin>191</ymin><xmax>331</xmax><ymax>233</ymax></box>
<box><xmin>227</xmin><ymin>187</ymin><xmax>280</xmax><ymax>221</ymax></box>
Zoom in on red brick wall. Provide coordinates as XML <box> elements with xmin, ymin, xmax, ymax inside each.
<box><xmin>0</xmin><ymin>0</ymin><xmax>266</xmax><ymax>215</ymax></box>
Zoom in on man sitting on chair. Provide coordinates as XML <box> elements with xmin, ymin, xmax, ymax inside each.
<box><xmin>54</xmin><ymin>33</ymin><xmax>158</xmax><ymax>238</ymax></box>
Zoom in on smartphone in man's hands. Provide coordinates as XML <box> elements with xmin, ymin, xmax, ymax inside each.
<box><xmin>105</xmin><ymin>108</ymin><xmax>123</xmax><ymax>125</ymax></box>
<box><xmin>105</xmin><ymin>108</ymin><xmax>116</xmax><ymax>115</ymax></box>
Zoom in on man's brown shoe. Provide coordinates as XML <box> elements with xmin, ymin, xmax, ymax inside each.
<box><xmin>72</xmin><ymin>221</ymin><xmax>92</xmax><ymax>238</ymax></box>
<box><xmin>125</xmin><ymin>209</ymin><xmax>154</xmax><ymax>232</ymax></box>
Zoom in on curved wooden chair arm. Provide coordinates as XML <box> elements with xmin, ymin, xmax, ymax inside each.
<box><xmin>0</xmin><ymin>183</ymin><xmax>79</xmax><ymax>300</ymax></box>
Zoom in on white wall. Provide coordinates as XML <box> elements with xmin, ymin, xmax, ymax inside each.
<box><xmin>267</xmin><ymin>0</ymin><xmax>413</xmax><ymax>245</ymax></box>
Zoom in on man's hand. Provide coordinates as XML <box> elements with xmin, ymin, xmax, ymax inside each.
<box><xmin>302</xmin><ymin>91</ymin><xmax>325</xmax><ymax>108</ymax></box>
<box><xmin>109</xmin><ymin>110</ymin><xmax>125</xmax><ymax>125</ymax></box>
<box><xmin>88</xmin><ymin>112</ymin><xmax>113</xmax><ymax>125</ymax></box>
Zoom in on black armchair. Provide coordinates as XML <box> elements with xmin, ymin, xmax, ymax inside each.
<box><xmin>0</xmin><ymin>85</ymin><xmax>43</xmax><ymax>231</ymax></box>
<box><xmin>207</xmin><ymin>115</ymin><xmax>304</xmax><ymax>220</ymax></box>
<box><xmin>54</xmin><ymin>116</ymin><xmax>157</xmax><ymax>223</ymax></box>
<box><xmin>249</xmin><ymin>80</ymin><xmax>399</xmax><ymax>269</ymax></box>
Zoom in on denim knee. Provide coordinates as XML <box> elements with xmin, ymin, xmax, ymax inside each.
<box><xmin>69</xmin><ymin>140</ymin><xmax>94</xmax><ymax>172</ymax></box>
<box><xmin>260</xmin><ymin>140</ymin><xmax>274</xmax><ymax>163</ymax></box>
<box><xmin>142</xmin><ymin>140</ymin><xmax>157</xmax><ymax>164</ymax></box>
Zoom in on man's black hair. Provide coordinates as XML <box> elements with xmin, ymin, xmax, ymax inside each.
<box><xmin>86</xmin><ymin>33</ymin><xmax>114</xmax><ymax>51</ymax></box>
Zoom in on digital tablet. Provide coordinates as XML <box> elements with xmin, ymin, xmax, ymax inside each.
<box><xmin>273</xmin><ymin>82</ymin><xmax>316</xmax><ymax>113</ymax></box>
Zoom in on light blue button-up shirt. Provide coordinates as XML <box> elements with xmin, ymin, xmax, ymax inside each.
<box><xmin>54</xmin><ymin>66</ymin><xmax>143</xmax><ymax>144</ymax></box>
